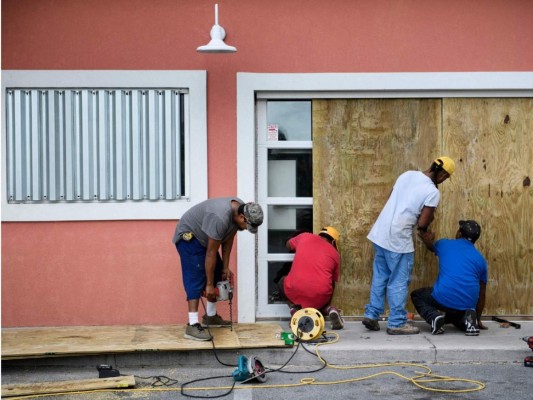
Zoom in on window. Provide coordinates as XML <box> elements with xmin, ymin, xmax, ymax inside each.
<box><xmin>2</xmin><ymin>71</ymin><xmax>207</xmax><ymax>221</ymax></box>
<box><xmin>6</xmin><ymin>88</ymin><xmax>186</xmax><ymax>203</ymax></box>
<box><xmin>257</xmin><ymin>100</ymin><xmax>313</xmax><ymax>318</ymax></box>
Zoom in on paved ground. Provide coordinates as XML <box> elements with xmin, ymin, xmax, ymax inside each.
<box><xmin>2</xmin><ymin>319</ymin><xmax>532</xmax><ymax>399</ymax></box>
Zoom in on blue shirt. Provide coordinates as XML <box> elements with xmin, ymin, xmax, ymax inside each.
<box><xmin>432</xmin><ymin>238</ymin><xmax>488</xmax><ymax>310</ymax></box>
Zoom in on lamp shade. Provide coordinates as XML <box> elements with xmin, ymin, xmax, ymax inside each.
<box><xmin>197</xmin><ymin>4</ymin><xmax>237</xmax><ymax>53</ymax></box>
<box><xmin>197</xmin><ymin>25</ymin><xmax>236</xmax><ymax>53</ymax></box>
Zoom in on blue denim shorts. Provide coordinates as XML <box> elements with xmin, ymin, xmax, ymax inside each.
<box><xmin>175</xmin><ymin>237</ymin><xmax>223</xmax><ymax>301</ymax></box>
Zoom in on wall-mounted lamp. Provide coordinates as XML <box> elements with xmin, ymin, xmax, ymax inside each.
<box><xmin>197</xmin><ymin>4</ymin><xmax>237</xmax><ymax>53</ymax></box>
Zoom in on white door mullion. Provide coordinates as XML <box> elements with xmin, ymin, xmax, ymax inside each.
<box><xmin>256</xmin><ymin>99</ymin><xmax>313</xmax><ymax>318</ymax></box>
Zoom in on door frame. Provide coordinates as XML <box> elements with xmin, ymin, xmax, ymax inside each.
<box><xmin>236</xmin><ymin>72</ymin><xmax>533</xmax><ymax>323</ymax></box>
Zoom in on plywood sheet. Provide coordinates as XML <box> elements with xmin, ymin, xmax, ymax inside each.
<box><xmin>313</xmin><ymin>99</ymin><xmax>442</xmax><ymax>316</ymax></box>
<box><xmin>1</xmin><ymin>323</ymin><xmax>287</xmax><ymax>360</ymax></box>
<box><xmin>236</xmin><ymin>323</ymin><xmax>286</xmax><ymax>347</ymax></box>
<box><xmin>2</xmin><ymin>376</ymin><xmax>135</xmax><ymax>398</ymax></box>
<box><xmin>313</xmin><ymin>98</ymin><xmax>533</xmax><ymax>317</ymax></box>
<box><xmin>442</xmin><ymin>98</ymin><xmax>533</xmax><ymax>315</ymax></box>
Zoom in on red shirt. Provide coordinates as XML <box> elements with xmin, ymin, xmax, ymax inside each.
<box><xmin>284</xmin><ymin>233</ymin><xmax>340</xmax><ymax>309</ymax></box>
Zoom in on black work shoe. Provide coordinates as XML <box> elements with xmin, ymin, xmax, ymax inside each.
<box><xmin>362</xmin><ymin>317</ymin><xmax>380</xmax><ymax>331</ymax></box>
<box><xmin>202</xmin><ymin>314</ymin><xmax>231</xmax><ymax>327</ymax></box>
<box><xmin>184</xmin><ymin>323</ymin><xmax>212</xmax><ymax>341</ymax></box>
<box><xmin>463</xmin><ymin>310</ymin><xmax>480</xmax><ymax>336</ymax></box>
<box><xmin>328</xmin><ymin>307</ymin><xmax>344</xmax><ymax>330</ymax></box>
<box><xmin>431</xmin><ymin>315</ymin><xmax>445</xmax><ymax>335</ymax></box>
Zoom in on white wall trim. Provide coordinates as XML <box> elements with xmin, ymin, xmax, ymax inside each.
<box><xmin>2</xmin><ymin>70</ymin><xmax>207</xmax><ymax>221</ymax></box>
<box><xmin>236</xmin><ymin>71</ymin><xmax>533</xmax><ymax>322</ymax></box>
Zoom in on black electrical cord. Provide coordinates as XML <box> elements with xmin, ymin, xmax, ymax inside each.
<box><xmin>133</xmin><ymin>374</ymin><xmax>179</xmax><ymax>387</ymax></box>
<box><xmin>179</xmin><ymin>339</ymin><xmax>304</xmax><ymax>399</ymax></box>
<box><xmin>266</xmin><ymin>330</ymin><xmax>328</xmax><ymax>375</ymax></box>
<box><xmin>181</xmin><ymin>375</ymin><xmax>237</xmax><ymax>399</ymax></box>
<box><xmin>207</xmin><ymin>333</ymin><xmax>238</xmax><ymax>367</ymax></box>
<box><xmin>179</xmin><ymin>297</ymin><xmax>239</xmax><ymax>398</ymax></box>
<box><xmin>180</xmin><ymin>301</ymin><xmax>332</xmax><ymax>398</ymax></box>
<box><xmin>199</xmin><ymin>297</ymin><xmax>238</xmax><ymax>368</ymax></box>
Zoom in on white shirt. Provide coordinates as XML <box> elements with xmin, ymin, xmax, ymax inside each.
<box><xmin>367</xmin><ymin>170</ymin><xmax>440</xmax><ymax>253</ymax></box>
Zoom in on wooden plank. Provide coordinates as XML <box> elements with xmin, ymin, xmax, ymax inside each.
<box><xmin>313</xmin><ymin>99</ymin><xmax>441</xmax><ymax>316</ymax></box>
<box><xmin>236</xmin><ymin>322</ymin><xmax>287</xmax><ymax>348</ymax></box>
<box><xmin>1</xmin><ymin>375</ymin><xmax>135</xmax><ymax>397</ymax></box>
<box><xmin>1</xmin><ymin>323</ymin><xmax>287</xmax><ymax>360</ymax></box>
<box><xmin>442</xmin><ymin>98</ymin><xmax>533</xmax><ymax>315</ymax></box>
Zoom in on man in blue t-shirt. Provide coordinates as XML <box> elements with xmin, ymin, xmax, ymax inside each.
<box><xmin>411</xmin><ymin>220</ymin><xmax>488</xmax><ymax>336</ymax></box>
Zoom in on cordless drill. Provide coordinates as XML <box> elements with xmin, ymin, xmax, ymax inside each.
<box><xmin>521</xmin><ymin>336</ymin><xmax>533</xmax><ymax>367</ymax></box>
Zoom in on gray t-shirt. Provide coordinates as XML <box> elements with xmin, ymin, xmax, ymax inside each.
<box><xmin>172</xmin><ymin>197</ymin><xmax>244</xmax><ymax>247</ymax></box>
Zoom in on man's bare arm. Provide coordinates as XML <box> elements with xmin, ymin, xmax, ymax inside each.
<box><xmin>417</xmin><ymin>206</ymin><xmax>436</xmax><ymax>232</ymax></box>
<box><xmin>205</xmin><ymin>237</ymin><xmax>222</xmax><ymax>302</ymax></box>
<box><xmin>220</xmin><ymin>232</ymin><xmax>236</xmax><ymax>282</ymax></box>
<box><xmin>418</xmin><ymin>229</ymin><xmax>436</xmax><ymax>252</ymax></box>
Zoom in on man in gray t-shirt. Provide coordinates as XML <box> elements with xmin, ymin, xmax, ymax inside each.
<box><xmin>173</xmin><ymin>197</ymin><xmax>263</xmax><ymax>341</ymax></box>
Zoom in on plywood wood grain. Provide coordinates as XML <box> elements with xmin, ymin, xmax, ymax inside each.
<box><xmin>313</xmin><ymin>99</ymin><xmax>442</xmax><ymax>316</ymax></box>
<box><xmin>2</xmin><ymin>376</ymin><xmax>135</xmax><ymax>398</ymax></box>
<box><xmin>313</xmin><ymin>97</ymin><xmax>533</xmax><ymax>317</ymax></box>
<box><xmin>442</xmin><ymin>98</ymin><xmax>533</xmax><ymax>315</ymax></box>
<box><xmin>1</xmin><ymin>323</ymin><xmax>288</xmax><ymax>360</ymax></box>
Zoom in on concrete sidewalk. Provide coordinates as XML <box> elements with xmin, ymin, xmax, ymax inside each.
<box><xmin>3</xmin><ymin>320</ymin><xmax>531</xmax><ymax>370</ymax></box>
<box><xmin>278</xmin><ymin>319</ymin><xmax>532</xmax><ymax>365</ymax></box>
<box><xmin>3</xmin><ymin>319</ymin><xmax>531</xmax><ymax>400</ymax></box>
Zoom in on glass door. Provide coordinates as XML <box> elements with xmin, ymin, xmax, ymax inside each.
<box><xmin>256</xmin><ymin>99</ymin><xmax>313</xmax><ymax>318</ymax></box>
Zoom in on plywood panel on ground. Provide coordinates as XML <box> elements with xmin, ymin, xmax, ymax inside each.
<box><xmin>1</xmin><ymin>323</ymin><xmax>287</xmax><ymax>360</ymax></box>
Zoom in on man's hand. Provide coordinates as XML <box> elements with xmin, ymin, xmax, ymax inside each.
<box><xmin>205</xmin><ymin>284</ymin><xmax>217</xmax><ymax>302</ymax></box>
<box><xmin>417</xmin><ymin>229</ymin><xmax>435</xmax><ymax>241</ymax></box>
<box><xmin>417</xmin><ymin>229</ymin><xmax>436</xmax><ymax>252</ymax></box>
<box><xmin>222</xmin><ymin>269</ymin><xmax>234</xmax><ymax>283</ymax></box>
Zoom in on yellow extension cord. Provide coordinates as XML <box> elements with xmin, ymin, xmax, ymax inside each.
<box><xmin>6</xmin><ymin>331</ymin><xmax>485</xmax><ymax>399</ymax></box>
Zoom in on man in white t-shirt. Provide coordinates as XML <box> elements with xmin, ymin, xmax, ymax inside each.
<box><xmin>363</xmin><ymin>157</ymin><xmax>455</xmax><ymax>335</ymax></box>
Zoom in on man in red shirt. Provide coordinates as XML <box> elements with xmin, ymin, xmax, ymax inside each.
<box><xmin>278</xmin><ymin>226</ymin><xmax>343</xmax><ymax>330</ymax></box>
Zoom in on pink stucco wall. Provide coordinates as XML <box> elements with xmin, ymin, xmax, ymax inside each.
<box><xmin>2</xmin><ymin>0</ymin><xmax>533</xmax><ymax>327</ymax></box>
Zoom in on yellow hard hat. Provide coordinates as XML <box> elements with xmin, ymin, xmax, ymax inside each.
<box><xmin>319</xmin><ymin>226</ymin><xmax>340</xmax><ymax>243</ymax></box>
<box><xmin>434</xmin><ymin>156</ymin><xmax>455</xmax><ymax>175</ymax></box>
